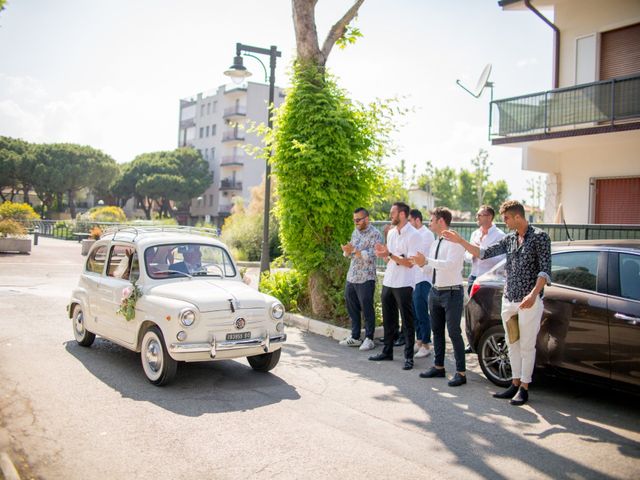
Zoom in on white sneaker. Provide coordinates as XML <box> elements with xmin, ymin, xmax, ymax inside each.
<box><xmin>414</xmin><ymin>343</ymin><xmax>421</xmax><ymax>353</ymax></box>
<box><xmin>359</xmin><ymin>337</ymin><xmax>376</xmax><ymax>351</ymax></box>
<box><xmin>339</xmin><ymin>336</ymin><xmax>362</xmax><ymax>347</ymax></box>
<box><xmin>415</xmin><ymin>346</ymin><xmax>432</xmax><ymax>358</ymax></box>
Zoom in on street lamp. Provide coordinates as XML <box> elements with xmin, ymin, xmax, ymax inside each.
<box><xmin>224</xmin><ymin>42</ymin><xmax>281</xmax><ymax>278</ymax></box>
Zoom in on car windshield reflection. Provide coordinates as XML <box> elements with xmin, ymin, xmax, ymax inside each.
<box><xmin>144</xmin><ymin>243</ymin><xmax>236</xmax><ymax>279</ymax></box>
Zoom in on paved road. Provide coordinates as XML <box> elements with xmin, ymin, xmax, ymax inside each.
<box><xmin>1</xmin><ymin>237</ymin><xmax>639</xmax><ymax>479</ymax></box>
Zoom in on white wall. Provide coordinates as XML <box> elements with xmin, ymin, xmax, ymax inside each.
<box><xmin>522</xmin><ymin>131</ymin><xmax>640</xmax><ymax>222</ymax></box>
<box><xmin>555</xmin><ymin>0</ymin><xmax>640</xmax><ymax>87</ymax></box>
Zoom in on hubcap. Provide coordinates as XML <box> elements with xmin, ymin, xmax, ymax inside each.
<box><xmin>483</xmin><ymin>334</ymin><xmax>511</xmax><ymax>382</ymax></box>
<box><xmin>145</xmin><ymin>338</ymin><xmax>162</xmax><ymax>373</ymax></box>
<box><xmin>74</xmin><ymin>311</ymin><xmax>85</xmax><ymax>336</ymax></box>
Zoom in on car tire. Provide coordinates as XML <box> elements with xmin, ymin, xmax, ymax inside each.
<box><xmin>247</xmin><ymin>348</ymin><xmax>281</xmax><ymax>372</ymax></box>
<box><xmin>140</xmin><ymin>326</ymin><xmax>177</xmax><ymax>386</ymax></box>
<box><xmin>478</xmin><ymin>325</ymin><xmax>512</xmax><ymax>388</ymax></box>
<box><xmin>72</xmin><ymin>305</ymin><xmax>96</xmax><ymax>347</ymax></box>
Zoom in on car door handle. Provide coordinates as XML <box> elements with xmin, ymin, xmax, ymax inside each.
<box><xmin>614</xmin><ymin>313</ymin><xmax>640</xmax><ymax>325</ymax></box>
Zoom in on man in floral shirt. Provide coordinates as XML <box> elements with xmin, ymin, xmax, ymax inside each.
<box><xmin>443</xmin><ymin>200</ymin><xmax>551</xmax><ymax>406</ymax></box>
<box><xmin>340</xmin><ymin>207</ymin><xmax>384</xmax><ymax>351</ymax></box>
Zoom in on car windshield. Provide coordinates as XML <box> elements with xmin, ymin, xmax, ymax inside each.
<box><xmin>144</xmin><ymin>243</ymin><xmax>236</xmax><ymax>279</ymax></box>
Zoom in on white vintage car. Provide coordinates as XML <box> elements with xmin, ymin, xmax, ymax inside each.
<box><xmin>67</xmin><ymin>227</ymin><xmax>286</xmax><ymax>386</ymax></box>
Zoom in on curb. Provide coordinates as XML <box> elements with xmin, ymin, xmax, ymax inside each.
<box><xmin>284</xmin><ymin>312</ymin><xmax>384</xmax><ymax>342</ymax></box>
<box><xmin>0</xmin><ymin>452</ymin><xmax>21</xmax><ymax>480</ymax></box>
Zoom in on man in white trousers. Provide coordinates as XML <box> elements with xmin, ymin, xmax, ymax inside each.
<box><xmin>442</xmin><ymin>200</ymin><xmax>551</xmax><ymax>406</ymax></box>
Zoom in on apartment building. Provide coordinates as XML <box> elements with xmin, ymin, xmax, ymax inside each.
<box><xmin>492</xmin><ymin>0</ymin><xmax>640</xmax><ymax>224</ymax></box>
<box><xmin>178</xmin><ymin>81</ymin><xmax>284</xmax><ymax>227</ymax></box>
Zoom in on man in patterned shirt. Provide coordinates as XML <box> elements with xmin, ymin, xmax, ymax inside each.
<box><xmin>443</xmin><ymin>200</ymin><xmax>551</xmax><ymax>406</ymax></box>
<box><xmin>340</xmin><ymin>207</ymin><xmax>384</xmax><ymax>351</ymax></box>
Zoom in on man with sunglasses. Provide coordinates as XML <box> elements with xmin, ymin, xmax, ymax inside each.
<box><xmin>340</xmin><ymin>208</ymin><xmax>383</xmax><ymax>351</ymax></box>
<box><xmin>466</xmin><ymin>206</ymin><xmax>505</xmax><ymax>294</ymax></box>
<box><xmin>463</xmin><ymin>205</ymin><xmax>505</xmax><ymax>353</ymax></box>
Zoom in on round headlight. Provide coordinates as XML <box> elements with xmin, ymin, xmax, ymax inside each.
<box><xmin>271</xmin><ymin>302</ymin><xmax>285</xmax><ymax>320</ymax></box>
<box><xmin>180</xmin><ymin>309</ymin><xmax>196</xmax><ymax>327</ymax></box>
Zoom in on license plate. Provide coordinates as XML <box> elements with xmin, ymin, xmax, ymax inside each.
<box><xmin>226</xmin><ymin>332</ymin><xmax>251</xmax><ymax>341</ymax></box>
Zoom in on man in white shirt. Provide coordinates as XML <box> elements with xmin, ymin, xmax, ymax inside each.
<box><xmin>408</xmin><ymin>209</ymin><xmax>435</xmax><ymax>359</ymax></box>
<box><xmin>464</xmin><ymin>205</ymin><xmax>505</xmax><ymax>353</ymax></box>
<box><xmin>465</xmin><ymin>205</ymin><xmax>506</xmax><ymax>294</ymax></box>
<box><xmin>370</xmin><ymin>202</ymin><xmax>422</xmax><ymax>370</ymax></box>
<box><xmin>410</xmin><ymin>207</ymin><xmax>467</xmax><ymax>387</ymax></box>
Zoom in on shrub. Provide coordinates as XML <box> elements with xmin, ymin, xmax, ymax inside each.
<box><xmin>0</xmin><ymin>219</ymin><xmax>28</xmax><ymax>238</ymax></box>
<box><xmin>0</xmin><ymin>201</ymin><xmax>40</xmax><ymax>221</ymax></box>
<box><xmin>259</xmin><ymin>269</ymin><xmax>308</xmax><ymax>313</ymax></box>
<box><xmin>271</xmin><ymin>62</ymin><xmax>394</xmax><ymax>318</ymax></box>
<box><xmin>88</xmin><ymin>206</ymin><xmax>126</xmax><ymax>223</ymax></box>
<box><xmin>89</xmin><ymin>226</ymin><xmax>102</xmax><ymax>239</ymax></box>
<box><xmin>221</xmin><ymin>213</ymin><xmax>262</xmax><ymax>261</ymax></box>
<box><xmin>150</xmin><ymin>215</ymin><xmax>178</xmax><ymax>225</ymax></box>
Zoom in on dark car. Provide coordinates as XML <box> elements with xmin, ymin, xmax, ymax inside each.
<box><xmin>465</xmin><ymin>240</ymin><xmax>640</xmax><ymax>391</ymax></box>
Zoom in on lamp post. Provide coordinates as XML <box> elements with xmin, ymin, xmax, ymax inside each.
<box><xmin>224</xmin><ymin>42</ymin><xmax>281</xmax><ymax>278</ymax></box>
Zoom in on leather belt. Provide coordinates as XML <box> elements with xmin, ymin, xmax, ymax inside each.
<box><xmin>432</xmin><ymin>285</ymin><xmax>463</xmax><ymax>291</ymax></box>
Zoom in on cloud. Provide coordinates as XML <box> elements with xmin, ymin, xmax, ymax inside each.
<box><xmin>516</xmin><ymin>57</ymin><xmax>539</xmax><ymax>68</ymax></box>
<box><xmin>0</xmin><ymin>74</ymin><xmax>176</xmax><ymax>162</ymax></box>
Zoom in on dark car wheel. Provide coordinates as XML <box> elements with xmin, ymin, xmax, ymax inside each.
<box><xmin>247</xmin><ymin>349</ymin><xmax>281</xmax><ymax>372</ymax></box>
<box><xmin>478</xmin><ymin>325</ymin><xmax>512</xmax><ymax>388</ymax></box>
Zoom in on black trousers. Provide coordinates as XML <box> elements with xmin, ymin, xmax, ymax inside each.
<box><xmin>381</xmin><ymin>286</ymin><xmax>415</xmax><ymax>359</ymax></box>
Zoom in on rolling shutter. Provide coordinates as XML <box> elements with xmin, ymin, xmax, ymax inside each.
<box><xmin>600</xmin><ymin>23</ymin><xmax>640</xmax><ymax>80</ymax></box>
<box><xmin>594</xmin><ymin>177</ymin><xmax>640</xmax><ymax>224</ymax></box>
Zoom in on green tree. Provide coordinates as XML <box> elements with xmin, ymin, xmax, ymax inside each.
<box><xmin>423</xmin><ymin>166</ymin><xmax>458</xmax><ymax>209</ymax></box>
<box><xmin>31</xmin><ymin>144</ymin><xmax>68</xmax><ymax>217</ymax></box>
<box><xmin>0</xmin><ymin>136</ymin><xmax>21</xmax><ymax>202</ymax></box>
<box><xmin>32</xmin><ymin>143</ymin><xmax>118</xmax><ymax>218</ymax></box>
<box><xmin>470</xmin><ymin>148</ymin><xmax>490</xmax><ymax>208</ymax></box>
<box><xmin>0</xmin><ymin>136</ymin><xmax>36</xmax><ymax>204</ymax></box>
<box><xmin>457</xmin><ymin>168</ymin><xmax>476</xmax><ymax>212</ymax></box>
<box><xmin>116</xmin><ymin>148</ymin><xmax>210</xmax><ymax>220</ymax></box>
<box><xmin>369</xmin><ymin>176</ymin><xmax>408</xmax><ymax>220</ymax></box>
<box><xmin>271</xmin><ymin>63</ymin><xmax>391</xmax><ymax>318</ymax></box>
<box><xmin>484</xmin><ymin>179</ymin><xmax>510</xmax><ymax>210</ymax></box>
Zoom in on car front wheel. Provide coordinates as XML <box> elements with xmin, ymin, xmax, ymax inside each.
<box><xmin>72</xmin><ymin>305</ymin><xmax>96</xmax><ymax>347</ymax></box>
<box><xmin>478</xmin><ymin>325</ymin><xmax>512</xmax><ymax>388</ymax></box>
<box><xmin>140</xmin><ymin>326</ymin><xmax>177</xmax><ymax>386</ymax></box>
<box><xmin>247</xmin><ymin>348</ymin><xmax>281</xmax><ymax>372</ymax></box>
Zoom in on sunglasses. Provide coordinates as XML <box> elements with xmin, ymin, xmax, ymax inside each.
<box><xmin>353</xmin><ymin>217</ymin><xmax>367</xmax><ymax>223</ymax></box>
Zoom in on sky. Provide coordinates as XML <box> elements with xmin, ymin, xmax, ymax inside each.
<box><xmin>0</xmin><ymin>0</ymin><xmax>554</xmax><ymax>205</ymax></box>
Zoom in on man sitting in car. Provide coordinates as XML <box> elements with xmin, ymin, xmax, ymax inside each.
<box><xmin>170</xmin><ymin>245</ymin><xmax>203</xmax><ymax>275</ymax></box>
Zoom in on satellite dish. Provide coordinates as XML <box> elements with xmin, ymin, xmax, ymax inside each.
<box><xmin>456</xmin><ymin>63</ymin><xmax>494</xmax><ymax>98</ymax></box>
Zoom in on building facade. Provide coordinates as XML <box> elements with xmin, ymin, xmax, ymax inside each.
<box><xmin>493</xmin><ymin>0</ymin><xmax>640</xmax><ymax>224</ymax></box>
<box><xmin>178</xmin><ymin>81</ymin><xmax>284</xmax><ymax>227</ymax></box>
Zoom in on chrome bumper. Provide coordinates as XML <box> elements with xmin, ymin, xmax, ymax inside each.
<box><xmin>169</xmin><ymin>333</ymin><xmax>287</xmax><ymax>358</ymax></box>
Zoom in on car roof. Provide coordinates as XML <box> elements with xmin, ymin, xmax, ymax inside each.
<box><xmin>552</xmin><ymin>239</ymin><xmax>640</xmax><ymax>252</ymax></box>
<box><xmin>99</xmin><ymin>227</ymin><xmax>226</xmax><ymax>250</ymax></box>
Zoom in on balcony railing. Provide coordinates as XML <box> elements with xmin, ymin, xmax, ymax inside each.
<box><xmin>220</xmin><ymin>179</ymin><xmax>242</xmax><ymax>190</ymax></box>
<box><xmin>222</xmin><ymin>130</ymin><xmax>245</xmax><ymax>142</ymax></box>
<box><xmin>223</xmin><ymin>105</ymin><xmax>247</xmax><ymax>118</ymax></box>
<box><xmin>220</xmin><ymin>156</ymin><xmax>245</xmax><ymax>167</ymax></box>
<box><xmin>490</xmin><ymin>73</ymin><xmax>640</xmax><ymax>138</ymax></box>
